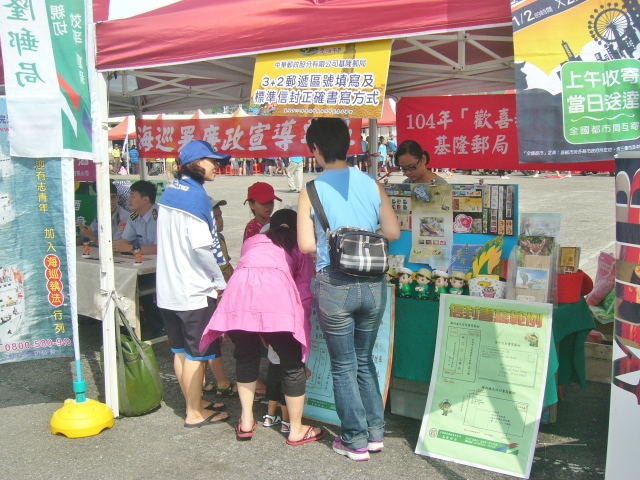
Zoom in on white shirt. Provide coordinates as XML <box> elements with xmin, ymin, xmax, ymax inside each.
<box><xmin>156</xmin><ymin>205</ymin><xmax>225</xmax><ymax>310</ymax></box>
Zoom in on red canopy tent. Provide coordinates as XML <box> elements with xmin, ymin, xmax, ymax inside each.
<box><xmin>107</xmin><ymin>116</ymin><xmax>137</xmax><ymax>141</ymax></box>
<box><xmin>90</xmin><ymin>0</ymin><xmax>514</xmax><ymax>116</ymax></box>
<box><xmin>362</xmin><ymin>99</ymin><xmax>396</xmax><ymax>128</ymax></box>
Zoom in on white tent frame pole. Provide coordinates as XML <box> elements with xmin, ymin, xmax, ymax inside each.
<box><xmin>96</xmin><ymin>72</ymin><xmax>119</xmax><ymax>416</ymax></box>
<box><xmin>86</xmin><ymin>0</ymin><xmax>118</xmax><ymax>416</ymax></box>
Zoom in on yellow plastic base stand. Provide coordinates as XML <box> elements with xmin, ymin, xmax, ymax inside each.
<box><xmin>50</xmin><ymin>398</ymin><xmax>115</xmax><ymax>438</ymax></box>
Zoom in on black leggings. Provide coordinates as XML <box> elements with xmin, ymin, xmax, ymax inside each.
<box><xmin>228</xmin><ymin>331</ymin><xmax>306</xmax><ymax>398</ymax></box>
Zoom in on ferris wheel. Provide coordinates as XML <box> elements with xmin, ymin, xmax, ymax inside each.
<box><xmin>588</xmin><ymin>2</ymin><xmax>632</xmax><ymax>45</ymax></box>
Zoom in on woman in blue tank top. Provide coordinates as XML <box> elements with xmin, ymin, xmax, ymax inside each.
<box><xmin>297</xmin><ymin>118</ymin><xmax>400</xmax><ymax>461</ymax></box>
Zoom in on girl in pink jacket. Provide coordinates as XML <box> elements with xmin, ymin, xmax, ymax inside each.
<box><xmin>200</xmin><ymin>209</ymin><xmax>324</xmax><ymax>446</ymax></box>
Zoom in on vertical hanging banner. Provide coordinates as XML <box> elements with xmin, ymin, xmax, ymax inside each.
<box><xmin>415</xmin><ymin>295</ymin><xmax>552</xmax><ymax>479</ymax></box>
<box><xmin>251</xmin><ymin>39</ymin><xmax>392</xmax><ymax>118</ymax></box>
<box><xmin>607</xmin><ymin>152</ymin><xmax>640</xmax><ymax>479</ymax></box>
<box><xmin>0</xmin><ymin>98</ymin><xmax>73</xmax><ymax>363</ymax></box>
<box><xmin>0</xmin><ymin>0</ymin><xmax>92</xmax><ymax>159</ymax></box>
<box><xmin>511</xmin><ymin>0</ymin><xmax>640</xmax><ymax>164</ymax></box>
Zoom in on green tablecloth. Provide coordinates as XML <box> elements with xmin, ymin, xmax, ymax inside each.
<box><xmin>392</xmin><ymin>297</ymin><xmax>594</xmax><ymax>404</ymax></box>
<box><xmin>553</xmin><ymin>297</ymin><xmax>596</xmax><ymax>389</ymax></box>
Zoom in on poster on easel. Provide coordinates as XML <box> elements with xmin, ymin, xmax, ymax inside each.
<box><xmin>303</xmin><ymin>284</ymin><xmax>394</xmax><ymax>425</ymax></box>
<box><xmin>416</xmin><ymin>295</ymin><xmax>552</xmax><ymax>479</ymax></box>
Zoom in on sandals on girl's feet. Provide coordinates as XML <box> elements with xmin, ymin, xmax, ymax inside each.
<box><xmin>280</xmin><ymin>421</ymin><xmax>290</xmax><ymax>434</ymax></box>
<box><xmin>236</xmin><ymin>419</ymin><xmax>257</xmax><ymax>440</ymax></box>
<box><xmin>216</xmin><ymin>381</ymin><xmax>238</xmax><ymax>397</ymax></box>
<box><xmin>262</xmin><ymin>414</ymin><xmax>281</xmax><ymax>427</ymax></box>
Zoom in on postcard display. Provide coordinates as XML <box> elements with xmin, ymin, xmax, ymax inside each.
<box><xmin>605</xmin><ymin>154</ymin><xmax>640</xmax><ymax>479</ymax></box>
<box><xmin>387</xmin><ymin>183</ymin><xmax>564</xmax><ymax>478</ymax></box>
<box><xmin>386</xmin><ymin>182</ymin><xmax>519</xmax><ymax>290</ymax></box>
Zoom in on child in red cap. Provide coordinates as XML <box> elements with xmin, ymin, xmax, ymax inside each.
<box><xmin>243</xmin><ymin>182</ymin><xmax>282</xmax><ymax>242</ymax></box>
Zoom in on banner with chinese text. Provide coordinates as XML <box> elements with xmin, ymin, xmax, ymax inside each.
<box><xmin>512</xmin><ymin>0</ymin><xmax>640</xmax><ymax>164</ymax></box>
<box><xmin>397</xmin><ymin>94</ymin><xmax>615</xmax><ymax>171</ymax></box>
<box><xmin>251</xmin><ymin>40</ymin><xmax>392</xmax><ymax>118</ymax></box>
<box><xmin>0</xmin><ymin>0</ymin><xmax>92</xmax><ymax>158</ymax></box>
<box><xmin>415</xmin><ymin>295</ymin><xmax>552</xmax><ymax>478</ymax></box>
<box><xmin>0</xmin><ymin>98</ymin><xmax>74</xmax><ymax>363</ymax></box>
<box><xmin>136</xmin><ymin>117</ymin><xmax>363</xmax><ymax>158</ymax></box>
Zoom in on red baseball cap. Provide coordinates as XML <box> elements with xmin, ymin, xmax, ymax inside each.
<box><xmin>244</xmin><ymin>182</ymin><xmax>282</xmax><ymax>204</ymax></box>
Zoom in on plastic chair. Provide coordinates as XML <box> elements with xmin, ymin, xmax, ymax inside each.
<box><xmin>253</xmin><ymin>163</ymin><xmax>261</xmax><ymax>174</ymax></box>
<box><xmin>225</xmin><ymin>164</ymin><xmax>233</xmax><ymax>175</ymax></box>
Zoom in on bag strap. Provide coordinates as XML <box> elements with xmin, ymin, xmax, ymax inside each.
<box><xmin>306</xmin><ymin>180</ymin><xmax>330</xmax><ymax>234</ymax></box>
<box><xmin>114</xmin><ymin>300</ymin><xmax>163</xmax><ymax>398</ymax></box>
<box><xmin>114</xmin><ymin>313</ymin><xmax>131</xmax><ymax>414</ymax></box>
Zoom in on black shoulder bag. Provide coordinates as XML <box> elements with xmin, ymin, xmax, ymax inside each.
<box><xmin>306</xmin><ymin>180</ymin><xmax>389</xmax><ymax>277</ymax></box>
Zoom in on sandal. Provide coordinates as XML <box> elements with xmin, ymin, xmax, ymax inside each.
<box><xmin>262</xmin><ymin>414</ymin><xmax>281</xmax><ymax>427</ymax></box>
<box><xmin>236</xmin><ymin>419</ymin><xmax>257</xmax><ymax>440</ymax></box>
<box><xmin>216</xmin><ymin>381</ymin><xmax>238</xmax><ymax>397</ymax></box>
<box><xmin>202</xmin><ymin>381</ymin><xmax>216</xmax><ymax>394</ymax></box>
<box><xmin>280</xmin><ymin>421</ymin><xmax>290</xmax><ymax>434</ymax></box>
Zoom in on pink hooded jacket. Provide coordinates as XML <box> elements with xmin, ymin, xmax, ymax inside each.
<box><xmin>200</xmin><ymin>233</ymin><xmax>314</xmax><ymax>360</ymax></box>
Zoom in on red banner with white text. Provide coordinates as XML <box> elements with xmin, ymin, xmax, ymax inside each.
<box><xmin>397</xmin><ymin>94</ymin><xmax>615</xmax><ymax>171</ymax></box>
<box><xmin>136</xmin><ymin>117</ymin><xmax>363</xmax><ymax>158</ymax></box>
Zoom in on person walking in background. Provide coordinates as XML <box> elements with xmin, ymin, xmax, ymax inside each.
<box><xmin>378</xmin><ymin>136</ymin><xmax>388</xmax><ymax>175</ymax></box>
<box><xmin>287</xmin><ymin>156</ymin><xmax>304</xmax><ymax>193</ymax></box>
<box><xmin>387</xmin><ymin>134</ymin><xmax>397</xmax><ymax>172</ymax></box>
<box><xmin>129</xmin><ymin>144</ymin><xmax>139</xmax><ymax>175</ymax></box>
<box><xmin>246</xmin><ymin>157</ymin><xmax>255</xmax><ymax>175</ymax></box>
<box><xmin>110</xmin><ymin>144</ymin><xmax>121</xmax><ymax>171</ymax></box>
<box><xmin>297</xmin><ymin>118</ymin><xmax>400</xmax><ymax>461</ymax></box>
<box><xmin>201</xmin><ymin>209</ymin><xmax>323</xmax><ymax>445</ymax></box>
<box><xmin>156</xmin><ymin>140</ymin><xmax>231</xmax><ymax>428</ymax></box>
<box><xmin>358</xmin><ymin>135</ymin><xmax>369</xmax><ymax>172</ymax></box>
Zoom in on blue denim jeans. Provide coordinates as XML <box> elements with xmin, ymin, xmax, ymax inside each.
<box><xmin>315</xmin><ymin>268</ymin><xmax>386</xmax><ymax>449</ymax></box>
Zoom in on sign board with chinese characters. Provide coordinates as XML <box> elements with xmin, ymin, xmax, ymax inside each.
<box><xmin>303</xmin><ymin>283</ymin><xmax>394</xmax><ymax>425</ymax></box>
<box><xmin>415</xmin><ymin>295</ymin><xmax>553</xmax><ymax>479</ymax></box>
<box><xmin>74</xmin><ymin>158</ymin><xmax>95</xmax><ymax>182</ymax></box>
<box><xmin>512</xmin><ymin>0</ymin><xmax>640</xmax><ymax>164</ymax></box>
<box><xmin>136</xmin><ymin>117</ymin><xmax>363</xmax><ymax>159</ymax></box>
<box><xmin>397</xmin><ymin>94</ymin><xmax>615</xmax><ymax>171</ymax></box>
<box><xmin>397</xmin><ymin>95</ymin><xmax>519</xmax><ymax>170</ymax></box>
<box><xmin>0</xmin><ymin>100</ymin><xmax>74</xmax><ymax>362</ymax></box>
<box><xmin>251</xmin><ymin>40</ymin><xmax>392</xmax><ymax>118</ymax></box>
<box><xmin>0</xmin><ymin>0</ymin><xmax>93</xmax><ymax>159</ymax></box>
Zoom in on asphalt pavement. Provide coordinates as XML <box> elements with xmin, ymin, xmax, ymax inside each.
<box><xmin>0</xmin><ymin>170</ymin><xmax>615</xmax><ymax>479</ymax></box>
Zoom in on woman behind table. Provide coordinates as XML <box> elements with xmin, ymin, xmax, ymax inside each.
<box><xmin>200</xmin><ymin>209</ymin><xmax>324</xmax><ymax>445</ymax></box>
<box><xmin>156</xmin><ymin>140</ymin><xmax>230</xmax><ymax>428</ymax></box>
<box><xmin>394</xmin><ymin>139</ymin><xmax>448</xmax><ymax>185</ymax></box>
<box><xmin>297</xmin><ymin>118</ymin><xmax>400</xmax><ymax>461</ymax></box>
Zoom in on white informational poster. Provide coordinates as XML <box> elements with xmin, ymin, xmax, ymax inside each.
<box><xmin>416</xmin><ymin>295</ymin><xmax>553</xmax><ymax>479</ymax></box>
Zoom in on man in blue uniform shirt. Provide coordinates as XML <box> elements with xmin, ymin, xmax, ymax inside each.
<box><xmin>113</xmin><ymin>180</ymin><xmax>158</xmax><ymax>255</ymax></box>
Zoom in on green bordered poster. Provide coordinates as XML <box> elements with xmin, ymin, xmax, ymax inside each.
<box><xmin>415</xmin><ymin>295</ymin><xmax>552</xmax><ymax>479</ymax></box>
<box><xmin>303</xmin><ymin>284</ymin><xmax>394</xmax><ymax>425</ymax></box>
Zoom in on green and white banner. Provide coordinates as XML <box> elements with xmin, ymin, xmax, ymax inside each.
<box><xmin>0</xmin><ymin>0</ymin><xmax>92</xmax><ymax>158</ymax></box>
<box><xmin>415</xmin><ymin>295</ymin><xmax>553</xmax><ymax>479</ymax></box>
